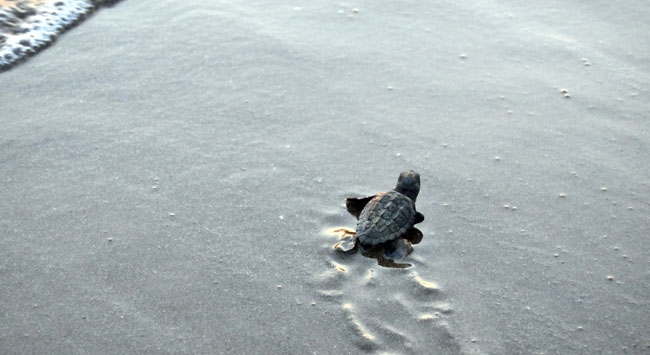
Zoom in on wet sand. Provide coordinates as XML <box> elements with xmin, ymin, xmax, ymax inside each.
<box><xmin>2</xmin><ymin>1</ymin><xmax>650</xmax><ymax>354</ymax></box>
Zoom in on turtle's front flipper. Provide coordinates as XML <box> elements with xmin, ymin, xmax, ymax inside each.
<box><xmin>345</xmin><ymin>195</ymin><xmax>376</xmax><ymax>219</ymax></box>
<box><xmin>403</xmin><ymin>227</ymin><xmax>423</xmax><ymax>245</ymax></box>
<box><xmin>414</xmin><ymin>212</ymin><xmax>425</xmax><ymax>224</ymax></box>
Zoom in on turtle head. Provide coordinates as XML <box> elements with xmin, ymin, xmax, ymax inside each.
<box><xmin>395</xmin><ymin>170</ymin><xmax>420</xmax><ymax>202</ymax></box>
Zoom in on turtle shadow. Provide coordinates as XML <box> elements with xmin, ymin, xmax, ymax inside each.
<box><xmin>333</xmin><ymin>227</ymin><xmax>423</xmax><ymax>269</ymax></box>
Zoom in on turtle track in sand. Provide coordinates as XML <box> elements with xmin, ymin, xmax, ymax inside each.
<box><xmin>313</xmin><ymin>227</ymin><xmax>465</xmax><ymax>354</ymax></box>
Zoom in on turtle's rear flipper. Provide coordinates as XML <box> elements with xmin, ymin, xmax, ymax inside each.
<box><xmin>361</xmin><ymin>240</ymin><xmax>413</xmax><ymax>269</ymax></box>
<box><xmin>363</xmin><ymin>238</ymin><xmax>413</xmax><ymax>269</ymax></box>
<box><xmin>334</xmin><ymin>238</ymin><xmax>357</xmax><ymax>253</ymax></box>
<box><xmin>334</xmin><ymin>235</ymin><xmax>357</xmax><ymax>253</ymax></box>
<box><xmin>345</xmin><ymin>195</ymin><xmax>376</xmax><ymax>219</ymax></box>
<box><xmin>376</xmin><ymin>256</ymin><xmax>411</xmax><ymax>269</ymax></box>
<box><xmin>414</xmin><ymin>212</ymin><xmax>424</xmax><ymax>224</ymax></box>
<box><xmin>333</xmin><ymin>228</ymin><xmax>357</xmax><ymax>253</ymax></box>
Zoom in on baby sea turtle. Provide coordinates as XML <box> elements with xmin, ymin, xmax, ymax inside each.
<box><xmin>335</xmin><ymin>170</ymin><xmax>424</xmax><ymax>257</ymax></box>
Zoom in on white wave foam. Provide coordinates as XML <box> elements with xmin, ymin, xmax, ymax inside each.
<box><xmin>0</xmin><ymin>0</ymin><xmax>105</xmax><ymax>70</ymax></box>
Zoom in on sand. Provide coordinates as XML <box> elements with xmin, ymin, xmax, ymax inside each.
<box><xmin>1</xmin><ymin>0</ymin><xmax>649</xmax><ymax>354</ymax></box>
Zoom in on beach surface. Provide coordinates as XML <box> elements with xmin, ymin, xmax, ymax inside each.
<box><xmin>2</xmin><ymin>1</ymin><xmax>649</xmax><ymax>354</ymax></box>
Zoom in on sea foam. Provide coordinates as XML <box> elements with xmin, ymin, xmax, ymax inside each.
<box><xmin>0</xmin><ymin>0</ymin><xmax>116</xmax><ymax>71</ymax></box>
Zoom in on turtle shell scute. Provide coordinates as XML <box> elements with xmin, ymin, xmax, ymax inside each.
<box><xmin>356</xmin><ymin>191</ymin><xmax>416</xmax><ymax>247</ymax></box>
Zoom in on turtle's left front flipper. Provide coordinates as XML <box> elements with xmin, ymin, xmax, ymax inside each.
<box><xmin>345</xmin><ymin>195</ymin><xmax>375</xmax><ymax>219</ymax></box>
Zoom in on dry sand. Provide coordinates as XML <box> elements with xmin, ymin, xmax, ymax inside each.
<box><xmin>1</xmin><ymin>0</ymin><xmax>649</xmax><ymax>354</ymax></box>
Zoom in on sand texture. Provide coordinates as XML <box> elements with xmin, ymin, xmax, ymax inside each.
<box><xmin>1</xmin><ymin>1</ymin><xmax>650</xmax><ymax>354</ymax></box>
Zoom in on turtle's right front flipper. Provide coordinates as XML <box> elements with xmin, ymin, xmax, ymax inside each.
<box><xmin>414</xmin><ymin>212</ymin><xmax>424</xmax><ymax>224</ymax></box>
<box><xmin>345</xmin><ymin>195</ymin><xmax>375</xmax><ymax>219</ymax></box>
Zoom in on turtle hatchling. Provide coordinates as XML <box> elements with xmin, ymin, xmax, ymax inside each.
<box><xmin>335</xmin><ymin>170</ymin><xmax>425</xmax><ymax>256</ymax></box>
